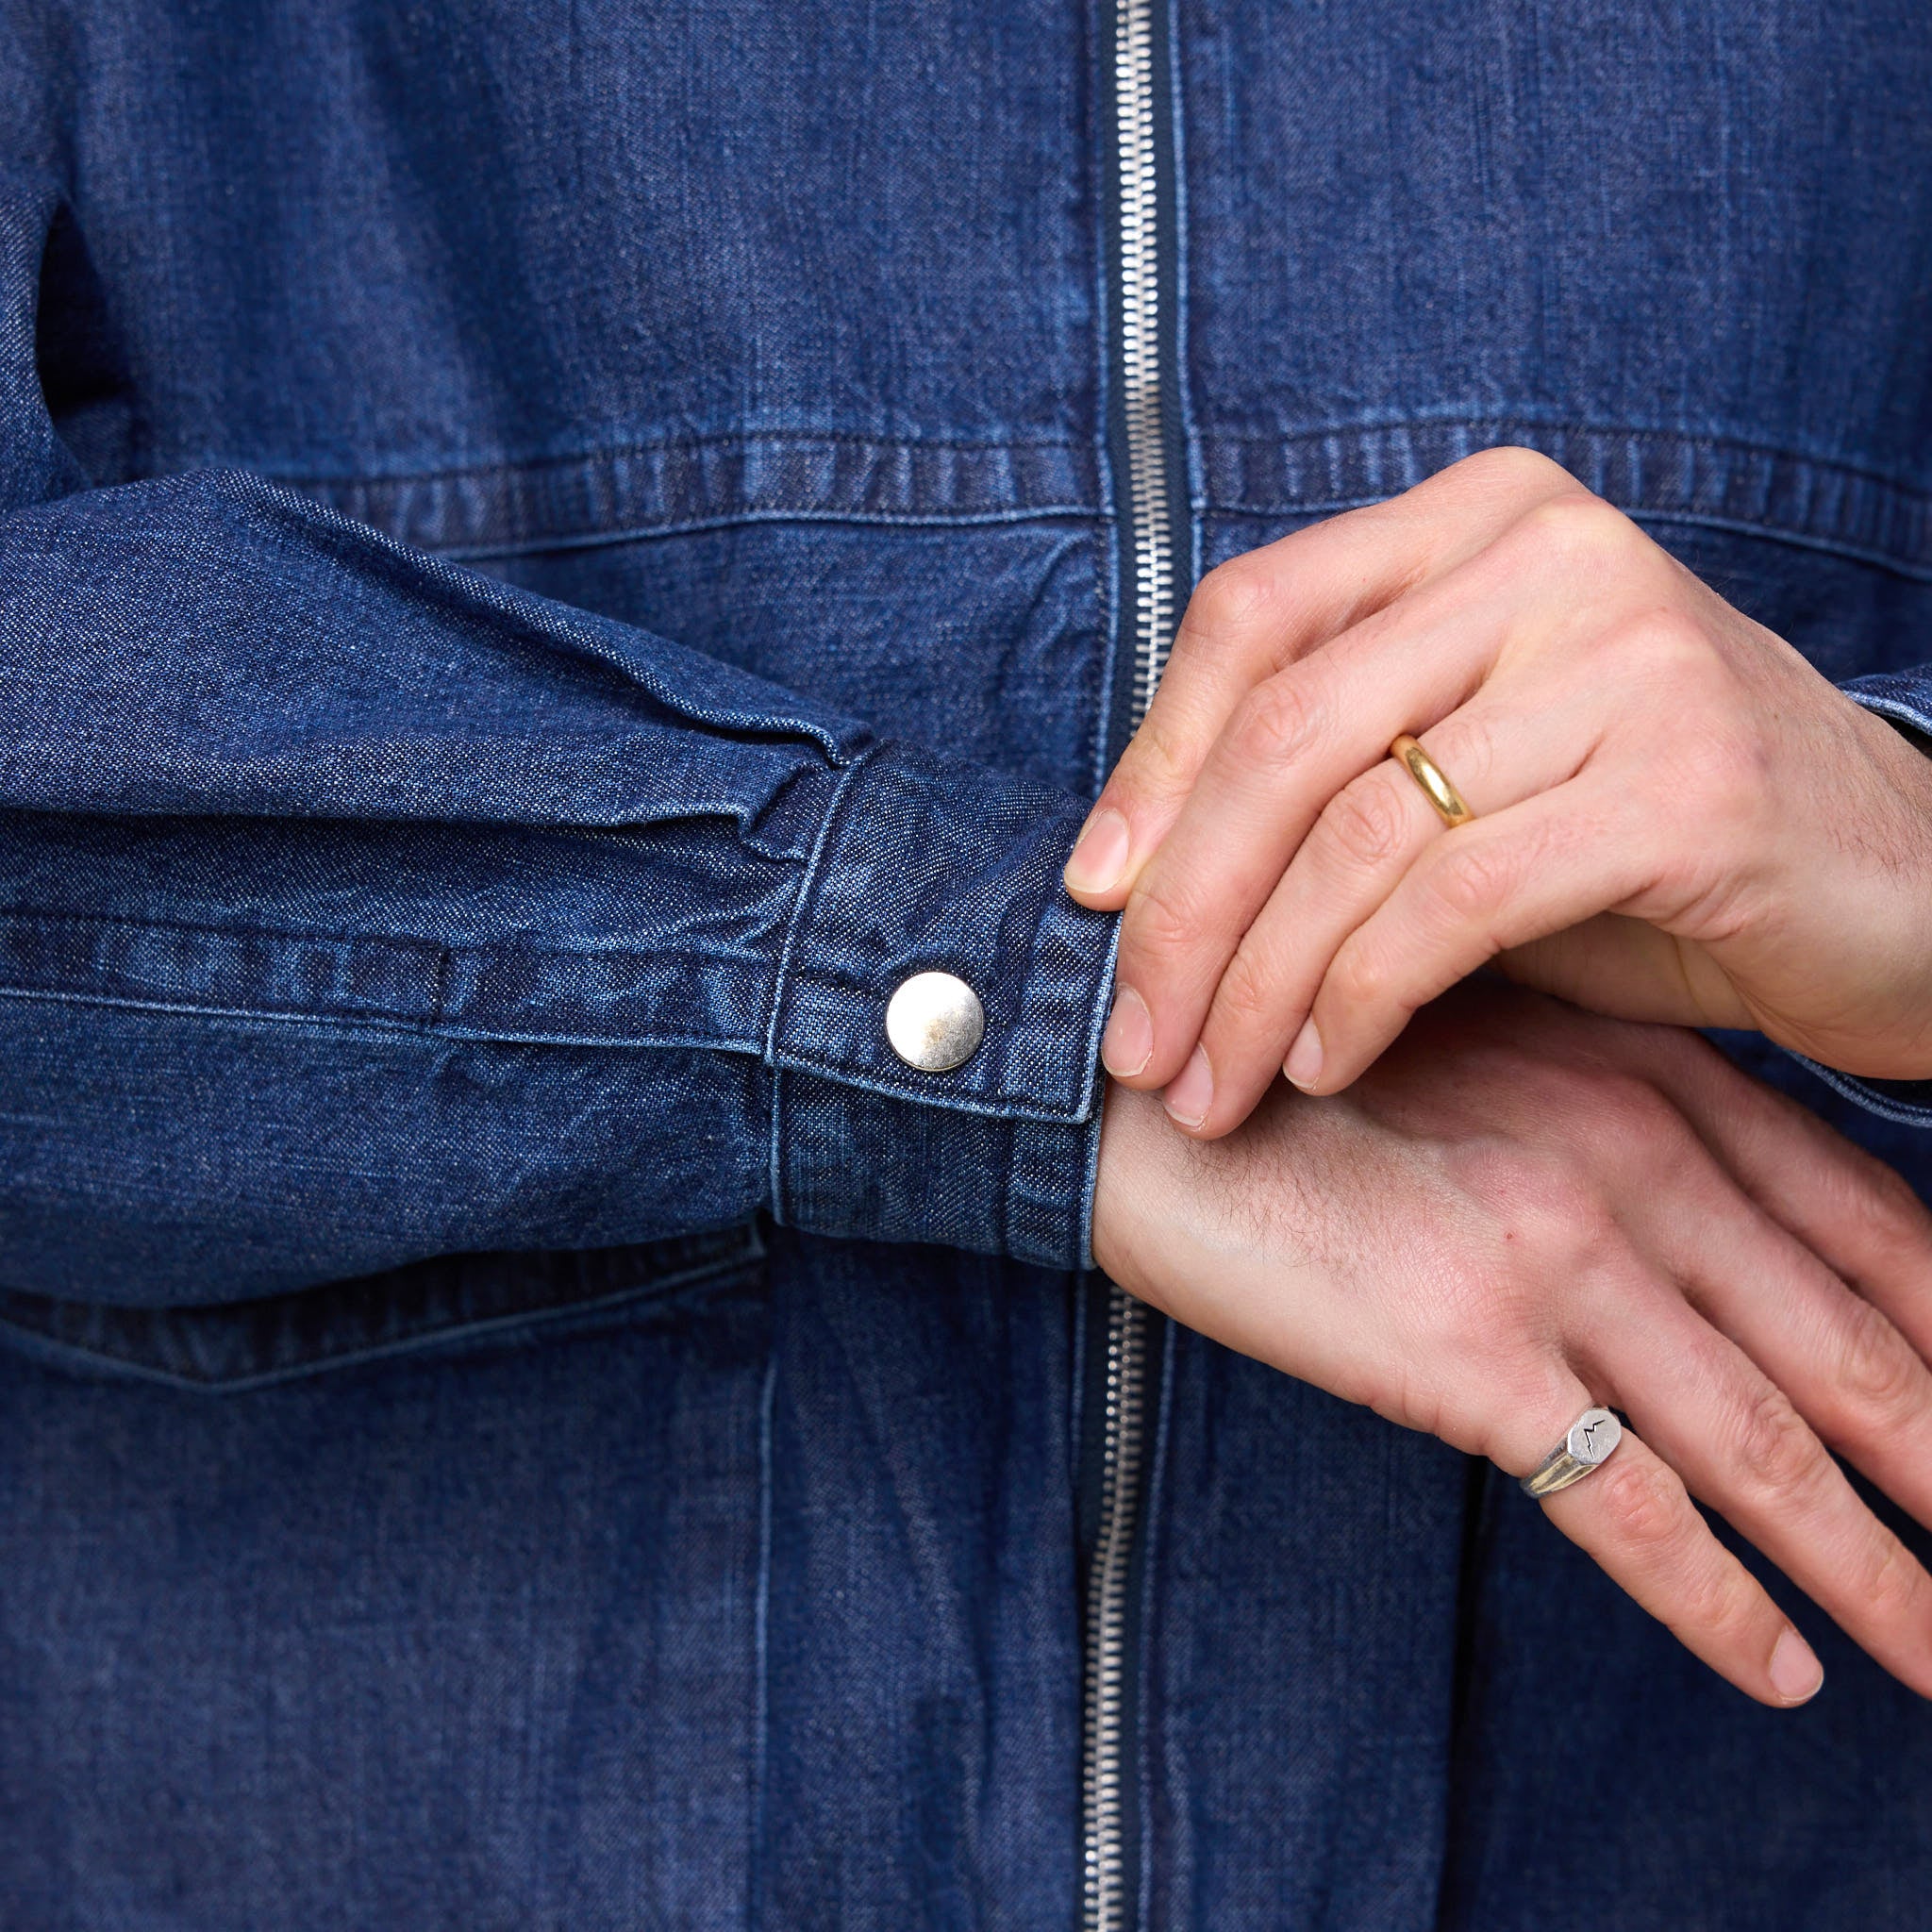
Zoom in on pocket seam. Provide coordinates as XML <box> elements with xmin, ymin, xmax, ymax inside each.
<box><xmin>0</xmin><ymin>1222</ymin><xmax>765</xmax><ymax>1393</ymax></box>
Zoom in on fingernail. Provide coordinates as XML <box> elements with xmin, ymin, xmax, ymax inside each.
<box><xmin>1100</xmin><ymin>986</ymin><xmax>1154</xmax><ymax>1077</ymax></box>
<box><xmin>1065</xmin><ymin>806</ymin><xmax>1131</xmax><ymax>896</ymax></box>
<box><xmin>1164</xmin><ymin>1045</ymin><xmax>1213</xmax><ymax>1127</ymax></box>
<box><xmin>1285</xmin><ymin>1018</ymin><xmax>1323</xmax><ymax>1090</ymax></box>
<box><xmin>1768</xmin><ymin>1627</ymin><xmax>1824</xmax><ymax>1705</ymax></box>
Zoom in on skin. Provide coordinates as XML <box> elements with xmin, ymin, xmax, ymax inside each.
<box><xmin>1064</xmin><ymin>445</ymin><xmax>1932</xmax><ymax>1140</ymax></box>
<box><xmin>1089</xmin><ymin>981</ymin><xmax>1932</xmax><ymax>1709</ymax></box>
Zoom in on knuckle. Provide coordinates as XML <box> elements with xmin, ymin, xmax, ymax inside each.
<box><xmin>1455</xmin><ymin>443</ymin><xmax>1573</xmax><ymax>496</ymax></box>
<box><xmin>1832</xmin><ymin>1296</ymin><xmax>1924</xmax><ymax>1424</ymax></box>
<box><xmin>1429</xmin><ymin>840</ymin><xmax>1516</xmax><ymax>925</ymax></box>
<box><xmin>1849</xmin><ymin>1532</ymin><xmax>1931</xmax><ymax>1632</ymax></box>
<box><xmin>1410</xmin><ymin>1265</ymin><xmax>1540</xmax><ymax>1378</ymax></box>
<box><xmin>1185</xmin><ymin>556</ymin><xmax>1277</xmax><ymax>643</ymax></box>
<box><xmin>1529</xmin><ymin>1178</ymin><xmax>1624</xmax><ymax>1274</ymax></box>
<box><xmin>1210</xmin><ymin>946</ymin><xmax>1278</xmax><ymax>1035</ymax></box>
<box><xmin>1597</xmin><ymin>1455</ymin><xmax>1691</xmax><ymax>1557</ymax></box>
<box><xmin>1124</xmin><ymin>873</ymin><xmax>1206</xmax><ymax>961</ymax></box>
<box><xmin>1328</xmin><ymin>940</ymin><xmax>1391</xmax><ymax>1013</ymax></box>
<box><xmin>1582</xmin><ymin>1072</ymin><xmax>1685</xmax><ymax>1159</ymax></box>
<box><xmin>1455</xmin><ymin>1141</ymin><xmax>1617</xmax><ymax>1268</ymax></box>
<box><xmin>1515</xmin><ymin>487</ymin><xmax>1637</xmax><ymax>566</ymax></box>
<box><xmin>1228</xmin><ymin>675</ymin><xmax>1325</xmax><ymax>773</ymax></box>
<box><xmin>1729</xmin><ymin>1383</ymin><xmax>1832</xmax><ymax>1499</ymax></box>
<box><xmin>1429</xmin><ymin>718</ymin><xmax>1496</xmax><ymax>794</ymax></box>
<box><xmin>1673</xmin><ymin>1551</ymin><xmax>1761</xmax><ymax>1641</ymax></box>
<box><xmin>1617</xmin><ymin>604</ymin><xmax>1713</xmax><ymax>675</ymax></box>
<box><xmin>1520</xmin><ymin>1155</ymin><xmax>1604</xmax><ymax>1230</ymax></box>
<box><xmin>1869</xmin><ymin>1155</ymin><xmax>1929</xmax><ymax>1224</ymax></box>
<box><xmin>1320</xmin><ymin>774</ymin><xmax>1412</xmax><ymax>872</ymax></box>
<box><xmin>1851</xmin><ymin>1156</ymin><xmax>1932</xmax><ymax>1258</ymax></box>
<box><xmin>1123</xmin><ymin>709</ymin><xmax>1192</xmax><ymax>796</ymax></box>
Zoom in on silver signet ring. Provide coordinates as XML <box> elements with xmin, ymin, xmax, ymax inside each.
<box><xmin>1520</xmin><ymin>1407</ymin><xmax>1624</xmax><ymax>1499</ymax></box>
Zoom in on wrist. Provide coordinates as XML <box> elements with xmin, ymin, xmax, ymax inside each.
<box><xmin>1091</xmin><ymin>1075</ymin><xmax>1240</xmax><ymax>1315</ymax></box>
<box><xmin>1091</xmin><ymin>1077</ymin><xmax>1171</xmax><ymax>1293</ymax></box>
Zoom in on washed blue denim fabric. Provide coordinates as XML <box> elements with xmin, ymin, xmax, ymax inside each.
<box><xmin>4</xmin><ymin>3</ymin><xmax>1932</xmax><ymax>1928</ymax></box>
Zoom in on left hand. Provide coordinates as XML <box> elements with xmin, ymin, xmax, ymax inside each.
<box><xmin>1093</xmin><ymin>978</ymin><xmax>1932</xmax><ymax>1709</ymax></box>
<box><xmin>1064</xmin><ymin>445</ymin><xmax>1932</xmax><ymax>1139</ymax></box>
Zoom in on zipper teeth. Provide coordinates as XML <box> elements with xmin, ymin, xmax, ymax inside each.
<box><xmin>1084</xmin><ymin>0</ymin><xmax>1169</xmax><ymax>1926</ymax></box>
<box><xmin>1115</xmin><ymin>0</ymin><xmax>1175</xmax><ymax>719</ymax></box>
<box><xmin>1081</xmin><ymin>1291</ymin><xmax>1148</xmax><ymax>1932</ymax></box>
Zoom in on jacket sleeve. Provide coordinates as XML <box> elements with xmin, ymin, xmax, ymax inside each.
<box><xmin>0</xmin><ymin>188</ymin><xmax>1117</xmax><ymax>1302</ymax></box>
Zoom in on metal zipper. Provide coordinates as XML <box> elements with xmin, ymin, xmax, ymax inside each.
<box><xmin>1082</xmin><ymin>0</ymin><xmax>1181</xmax><ymax>1926</ymax></box>
<box><xmin>1111</xmin><ymin>0</ymin><xmax>1178</xmax><ymax>721</ymax></box>
<box><xmin>1081</xmin><ymin>1287</ymin><xmax>1150</xmax><ymax>1932</ymax></box>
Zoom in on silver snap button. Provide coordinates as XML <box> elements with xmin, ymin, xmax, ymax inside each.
<box><xmin>885</xmin><ymin>971</ymin><xmax>985</xmax><ymax>1073</ymax></box>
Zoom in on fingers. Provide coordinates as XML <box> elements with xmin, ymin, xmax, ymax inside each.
<box><xmin>1689</xmin><ymin>1215</ymin><xmax>1932</xmax><ymax>1539</ymax></box>
<box><xmin>1642</xmin><ymin>1036</ymin><xmax>1932</xmax><ymax>1371</ymax></box>
<box><xmin>1471</xmin><ymin>1088</ymin><xmax>1930</xmax><ymax>1707</ymax></box>
<box><xmin>1093</xmin><ymin>523</ymin><xmax>1595</xmax><ymax>1093</ymax></box>
<box><xmin>1290</xmin><ymin>775</ymin><xmax>1660</xmax><ymax>1093</ymax></box>
<box><xmin>1491</xmin><ymin>1374</ymin><xmax>1823</xmax><ymax>1708</ymax></box>
<box><xmin>1172</xmin><ymin>691</ymin><xmax>1599</xmax><ymax>1133</ymax></box>
<box><xmin>1623</xmin><ymin>1111</ymin><xmax>1932</xmax><ymax>1541</ymax></box>
<box><xmin>1486</xmin><ymin>1034</ymin><xmax>1932</xmax><ymax>1704</ymax></box>
<box><xmin>1589</xmin><ymin>1288</ymin><xmax>1932</xmax><ymax>1702</ymax></box>
<box><xmin>1062</xmin><ymin>448</ymin><xmax>1584</xmax><ymax>908</ymax></box>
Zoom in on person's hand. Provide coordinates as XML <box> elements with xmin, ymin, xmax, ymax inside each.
<box><xmin>1091</xmin><ymin>979</ymin><xmax>1932</xmax><ymax>1708</ymax></box>
<box><xmin>1064</xmin><ymin>445</ymin><xmax>1932</xmax><ymax>1139</ymax></box>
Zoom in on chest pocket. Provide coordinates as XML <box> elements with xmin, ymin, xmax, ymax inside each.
<box><xmin>0</xmin><ymin>1220</ymin><xmax>763</xmax><ymax>1391</ymax></box>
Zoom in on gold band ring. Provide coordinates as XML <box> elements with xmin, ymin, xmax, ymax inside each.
<box><xmin>1390</xmin><ymin>734</ymin><xmax>1474</xmax><ymax>828</ymax></box>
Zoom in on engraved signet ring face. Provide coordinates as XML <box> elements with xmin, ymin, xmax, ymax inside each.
<box><xmin>1520</xmin><ymin>1407</ymin><xmax>1624</xmax><ymax>1499</ymax></box>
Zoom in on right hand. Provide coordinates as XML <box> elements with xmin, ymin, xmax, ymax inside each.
<box><xmin>1092</xmin><ymin>978</ymin><xmax>1932</xmax><ymax>1707</ymax></box>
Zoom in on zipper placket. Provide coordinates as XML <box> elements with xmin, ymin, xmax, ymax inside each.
<box><xmin>1083</xmin><ymin>0</ymin><xmax>1182</xmax><ymax>1927</ymax></box>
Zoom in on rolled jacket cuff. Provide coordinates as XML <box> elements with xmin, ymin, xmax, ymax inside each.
<box><xmin>765</xmin><ymin>740</ymin><xmax>1118</xmax><ymax>1269</ymax></box>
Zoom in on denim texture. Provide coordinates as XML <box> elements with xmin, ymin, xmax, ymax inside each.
<box><xmin>7</xmin><ymin>0</ymin><xmax>1932</xmax><ymax>1926</ymax></box>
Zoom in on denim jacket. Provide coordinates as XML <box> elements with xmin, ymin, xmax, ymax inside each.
<box><xmin>5</xmin><ymin>4</ymin><xmax>1932</xmax><ymax>1928</ymax></box>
